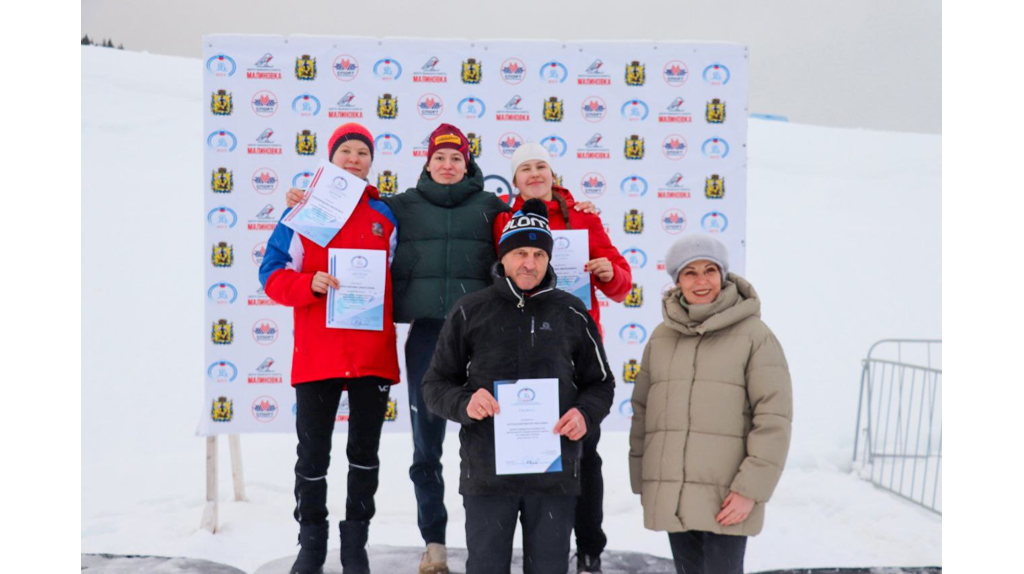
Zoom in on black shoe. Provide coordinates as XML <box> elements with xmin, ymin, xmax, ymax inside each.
<box><xmin>339</xmin><ymin>519</ymin><xmax>370</xmax><ymax>574</ymax></box>
<box><xmin>576</xmin><ymin>552</ymin><xmax>603</xmax><ymax>574</ymax></box>
<box><xmin>290</xmin><ymin>523</ymin><xmax>329</xmax><ymax>574</ymax></box>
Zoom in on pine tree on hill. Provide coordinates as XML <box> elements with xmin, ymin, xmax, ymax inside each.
<box><xmin>81</xmin><ymin>34</ymin><xmax>91</xmax><ymax>45</ymax></box>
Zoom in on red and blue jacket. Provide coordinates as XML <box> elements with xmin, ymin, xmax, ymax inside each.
<box><xmin>259</xmin><ymin>185</ymin><xmax>400</xmax><ymax>385</ymax></box>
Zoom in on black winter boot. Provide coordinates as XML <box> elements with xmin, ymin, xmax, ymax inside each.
<box><xmin>290</xmin><ymin>523</ymin><xmax>329</xmax><ymax>574</ymax></box>
<box><xmin>576</xmin><ymin>552</ymin><xmax>603</xmax><ymax>574</ymax></box>
<box><xmin>339</xmin><ymin>519</ymin><xmax>370</xmax><ymax>573</ymax></box>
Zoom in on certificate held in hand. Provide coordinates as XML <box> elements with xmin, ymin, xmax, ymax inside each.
<box><xmin>326</xmin><ymin>248</ymin><xmax>386</xmax><ymax>331</ymax></box>
<box><xmin>493</xmin><ymin>378</ymin><xmax>563</xmax><ymax>475</ymax></box>
<box><xmin>281</xmin><ymin>160</ymin><xmax>366</xmax><ymax>247</ymax></box>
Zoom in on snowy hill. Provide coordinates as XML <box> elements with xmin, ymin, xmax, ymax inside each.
<box><xmin>81</xmin><ymin>46</ymin><xmax>941</xmax><ymax>573</ymax></box>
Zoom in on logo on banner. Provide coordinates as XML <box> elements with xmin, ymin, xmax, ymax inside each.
<box><xmin>619</xmin><ymin>322</ymin><xmax>648</xmax><ymax>345</ymax></box>
<box><xmin>578</xmin><ymin>59</ymin><xmax>611</xmax><ymax>85</ymax></box>
<box><xmin>211</xmin><ymin>397</ymin><xmax>233</xmax><ymax>422</ymax></box>
<box><xmin>211</xmin><ymin>319</ymin><xmax>234</xmax><ymax>345</ymax></box>
<box><xmin>333</xmin><ymin>55</ymin><xmax>359</xmax><ymax>81</ymax></box>
<box><xmin>247</xmin><ymin>53</ymin><xmax>282</xmax><ymax>79</ymax></box>
<box><xmin>417</xmin><ymin>94</ymin><xmax>444</xmax><ymax>119</ymax></box>
<box><xmin>207</xmin><ymin>130</ymin><xmax>237</xmax><ymax>153</ymax></box>
<box><xmin>210</xmin><ymin>90</ymin><xmax>233</xmax><ymax>116</ymax></box>
<box><xmin>467</xmin><ymin>133</ymin><xmax>482</xmax><ymax>158</ymax></box>
<box><xmin>625</xmin><ymin>61</ymin><xmax>646</xmax><ymax>86</ymax></box>
<box><xmin>384</xmin><ymin>398</ymin><xmax>398</xmax><ymax>422</ymax></box>
<box><xmin>658</xmin><ymin>173</ymin><xmax>692</xmax><ymax>199</ymax></box>
<box><xmin>374</xmin><ymin>133</ymin><xmax>403</xmax><ymax>157</ymax></box>
<box><xmin>501</xmin><ymin>58</ymin><xmax>526</xmax><ymax>84</ymax></box>
<box><xmin>623</xmin><ymin>359</ymin><xmax>640</xmax><ymax>384</ymax></box>
<box><xmin>295</xmin><ymin>130</ymin><xmax>317</xmax><ymax>156</ymax></box>
<box><xmin>580</xmin><ymin>172</ymin><xmax>607</xmax><ymax>198</ymax></box>
<box><xmin>413</xmin><ymin>135</ymin><xmax>430</xmax><ymax>158</ymax></box>
<box><xmin>247</xmin><ymin>128</ymin><xmax>282</xmax><ymax>155</ymax></box>
<box><xmin>211</xmin><ymin>167</ymin><xmax>233</xmax><ymax>193</ymax></box>
<box><xmin>580</xmin><ymin>97</ymin><xmax>607</xmax><ymax>122</ymax></box>
<box><xmin>497</xmin><ymin>95</ymin><xmax>530</xmax><ymax>121</ymax></box>
<box><xmin>705</xmin><ymin>175</ymin><xmax>725</xmax><ymax>199</ymax></box>
<box><xmin>621</xmin><ymin>247</ymin><xmax>648</xmax><ymax>269</ymax></box>
<box><xmin>703</xmin><ymin>63</ymin><xmax>731</xmax><ymax>86</ymax></box>
<box><xmin>577</xmin><ymin>134</ymin><xmax>610</xmax><ymax>160</ymax></box>
<box><xmin>624</xmin><ymin>135</ymin><xmax>645</xmax><ymax>160</ymax></box>
<box><xmin>621</xmin><ymin>99</ymin><xmax>649</xmax><ymax>121</ymax></box>
<box><xmin>619</xmin><ymin>399</ymin><xmax>633</xmax><ymax>419</ymax></box>
<box><xmin>701</xmin><ymin>138</ymin><xmax>729</xmax><ymax>159</ymax></box>
<box><xmin>701</xmin><ymin>211</ymin><xmax>729</xmax><ymax>233</ymax></box>
<box><xmin>373</xmin><ymin>57</ymin><xmax>402</xmax><ymax>81</ymax></box>
<box><xmin>461</xmin><ymin>58</ymin><xmax>482</xmax><ymax>84</ymax></box>
<box><xmin>663</xmin><ymin>60</ymin><xmax>690</xmax><ymax>86</ymax></box>
<box><xmin>206</xmin><ymin>54</ymin><xmax>236</xmax><ymax>77</ymax></box>
<box><xmin>662</xmin><ymin>209</ymin><xmax>688</xmax><ymax>234</ymax></box>
<box><xmin>706</xmin><ymin>99</ymin><xmax>726</xmax><ymax>123</ymax></box>
<box><xmin>329</xmin><ymin>92</ymin><xmax>364</xmax><ymax>118</ymax></box>
<box><xmin>252</xmin><ymin>396</ymin><xmax>279</xmax><ymax>422</ymax></box>
<box><xmin>624</xmin><ymin>284</ymin><xmax>644</xmax><ymax>308</ymax></box>
<box><xmin>212</xmin><ymin>242</ymin><xmax>234</xmax><ymax>268</ymax></box>
<box><xmin>540</xmin><ymin>61</ymin><xmax>568</xmax><ymax>84</ymax></box>
<box><xmin>252</xmin><ymin>169</ymin><xmax>279</xmax><ymax>195</ymax></box>
<box><xmin>498</xmin><ymin>133</ymin><xmax>523</xmax><ymax>158</ymax></box>
<box><xmin>620</xmin><ymin>175</ymin><xmax>648</xmax><ymax>198</ymax></box>
<box><xmin>543</xmin><ymin>97</ymin><xmax>564</xmax><ymax>122</ymax></box>
<box><xmin>414</xmin><ymin>56</ymin><xmax>447</xmax><ymax>83</ymax></box>
<box><xmin>208</xmin><ymin>361</ymin><xmax>238</xmax><ymax>383</ymax></box>
<box><xmin>207</xmin><ymin>206</ymin><xmax>237</xmax><ymax>230</ymax></box>
<box><xmin>659</xmin><ymin>97</ymin><xmax>693</xmax><ymax>123</ymax></box>
<box><xmin>251</xmin><ymin>90</ymin><xmax>278</xmax><ymax>117</ymax></box>
<box><xmin>378</xmin><ymin>171</ymin><xmax>398</xmax><ymax>196</ymax></box>
<box><xmin>377</xmin><ymin>93</ymin><xmax>398</xmax><ymax>119</ymax></box>
<box><xmin>248</xmin><ymin>358</ymin><xmax>283</xmax><ymax>384</ymax></box>
<box><xmin>252</xmin><ymin>319</ymin><xmax>279</xmax><ymax>345</ymax></box>
<box><xmin>292</xmin><ymin>94</ymin><xmax>321</xmax><ymax>117</ymax></box>
<box><xmin>336</xmin><ymin>395</ymin><xmax>351</xmax><ymax>421</ymax></box>
<box><xmin>457</xmin><ymin>97</ymin><xmax>486</xmax><ymax>119</ymax></box>
<box><xmin>292</xmin><ymin>171</ymin><xmax>315</xmax><ymax>189</ymax></box>
<box><xmin>252</xmin><ymin>242</ymin><xmax>267</xmax><ymax>266</ymax></box>
<box><xmin>248</xmin><ymin>204</ymin><xmax>277</xmax><ymax>231</ymax></box>
<box><xmin>247</xmin><ymin>285</ymin><xmax>277</xmax><ymax>307</ymax></box>
<box><xmin>295</xmin><ymin>55</ymin><xmax>317</xmax><ymax>80</ymax></box>
<box><xmin>208</xmin><ymin>282</ymin><xmax>238</xmax><ymax>305</ymax></box>
<box><xmin>624</xmin><ymin>210</ymin><xmax>644</xmax><ymax>234</ymax></box>
<box><xmin>542</xmin><ymin>135</ymin><xmax>568</xmax><ymax>158</ymax></box>
<box><xmin>662</xmin><ymin>135</ymin><xmax>688</xmax><ymax>160</ymax></box>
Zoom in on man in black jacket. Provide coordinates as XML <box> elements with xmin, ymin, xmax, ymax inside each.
<box><xmin>422</xmin><ymin>199</ymin><xmax>615</xmax><ymax>574</ymax></box>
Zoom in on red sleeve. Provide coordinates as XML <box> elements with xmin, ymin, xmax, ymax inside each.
<box><xmin>583</xmin><ymin>214</ymin><xmax>632</xmax><ymax>302</ymax></box>
<box><xmin>264</xmin><ymin>269</ymin><xmax>321</xmax><ymax>308</ymax></box>
<box><xmin>493</xmin><ymin>211</ymin><xmax>512</xmax><ymax>256</ymax></box>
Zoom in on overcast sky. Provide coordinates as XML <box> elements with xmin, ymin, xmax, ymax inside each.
<box><xmin>82</xmin><ymin>0</ymin><xmax>940</xmax><ymax>134</ymax></box>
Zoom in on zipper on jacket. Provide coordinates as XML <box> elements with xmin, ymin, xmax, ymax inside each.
<box><xmin>444</xmin><ymin>209</ymin><xmax>452</xmax><ymax>312</ymax></box>
<box><xmin>530</xmin><ymin>316</ymin><xmax>536</xmax><ymax>347</ymax></box>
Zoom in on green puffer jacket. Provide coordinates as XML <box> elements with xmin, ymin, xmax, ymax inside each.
<box><xmin>385</xmin><ymin>160</ymin><xmax>509</xmax><ymax>323</ymax></box>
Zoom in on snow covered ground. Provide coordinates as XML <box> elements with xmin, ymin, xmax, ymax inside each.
<box><xmin>81</xmin><ymin>46</ymin><xmax>941</xmax><ymax>573</ymax></box>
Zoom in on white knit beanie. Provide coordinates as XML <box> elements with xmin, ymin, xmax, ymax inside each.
<box><xmin>510</xmin><ymin>142</ymin><xmax>552</xmax><ymax>183</ymax></box>
<box><xmin>665</xmin><ymin>234</ymin><xmax>730</xmax><ymax>282</ymax></box>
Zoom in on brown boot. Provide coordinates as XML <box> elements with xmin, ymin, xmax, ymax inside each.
<box><xmin>418</xmin><ymin>542</ymin><xmax>448</xmax><ymax>574</ymax></box>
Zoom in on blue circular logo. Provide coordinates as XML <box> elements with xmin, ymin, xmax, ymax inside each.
<box><xmin>291</xmin><ymin>94</ymin><xmax>321</xmax><ymax>116</ymax></box>
<box><xmin>373</xmin><ymin>57</ymin><xmax>403</xmax><ymax>80</ymax></box>
<box><xmin>457</xmin><ymin>96</ymin><xmax>487</xmax><ymax>119</ymax></box>
<box><xmin>539</xmin><ymin>61</ymin><xmax>568</xmax><ymax>84</ymax></box>
<box><xmin>375</xmin><ymin>133</ymin><xmax>403</xmax><ymax>157</ymax></box>
<box><xmin>542</xmin><ymin>135</ymin><xmax>568</xmax><ymax>158</ymax></box>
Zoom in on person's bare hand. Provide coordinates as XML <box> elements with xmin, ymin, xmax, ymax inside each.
<box><xmin>584</xmin><ymin>258</ymin><xmax>614</xmax><ymax>283</ymax></box>
<box><xmin>715</xmin><ymin>491</ymin><xmax>755</xmax><ymax>526</ymax></box>
<box><xmin>553</xmin><ymin>407</ymin><xmax>587</xmax><ymax>441</ymax></box>
<box><xmin>574</xmin><ymin>201</ymin><xmax>600</xmax><ymax>214</ymax></box>
<box><xmin>286</xmin><ymin>187</ymin><xmax>307</xmax><ymax>208</ymax></box>
<box><xmin>310</xmin><ymin>271</ymin><xmax>340</xmax><ymax>295</ymax></box>
<box><xmin>466</xmin><ymin>388</ymin><xmax>500</xmax><ymax>420</ymax></box>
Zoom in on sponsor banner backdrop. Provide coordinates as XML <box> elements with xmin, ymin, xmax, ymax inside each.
<box><xmin>201</xmin><ymin>35</ymin><xmax>747</xmax><ymax>435</ymax></box>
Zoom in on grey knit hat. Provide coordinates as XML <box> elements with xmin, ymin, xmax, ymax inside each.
<box><xmin>665</xmin><ymin>234</ymin><xmax>729</xmax><ymax>282</ymax></box>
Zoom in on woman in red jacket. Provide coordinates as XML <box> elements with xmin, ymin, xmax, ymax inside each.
<box><xmin>259</xmin><ymin>122</ymin><xmax>398</xmax><ymax>574</ymax></box>
<box><xmin>494</xmin><ymin>142</ymin><xmax>632</xmax><ymax>574</ymax></box>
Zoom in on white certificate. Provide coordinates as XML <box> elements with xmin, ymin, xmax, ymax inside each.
<box><xmin>493</xmin><ymin>378</ymin><xmax>563</xmax><ymax>475</ymax></box>
<box><xmin>551</xmin><ymin>230</ymin><xmax>591</xmax><ymax>310</ymax></box>
<box><xmin>281</xmin><ymin>160</ymin><xmax>366</xmax><ymax>248</ymax></box>
<box><xmin>326</xmin><ymin>248</ymin><xmax>386</xmax><ymax>331</ymax></box>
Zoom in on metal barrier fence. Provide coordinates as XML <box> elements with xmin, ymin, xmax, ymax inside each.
<box><xmin>852</xmin><ymin>339</ymin><xmax>942</xmax><ymax>514</ymax></box>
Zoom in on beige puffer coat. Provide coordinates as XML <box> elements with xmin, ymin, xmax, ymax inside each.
<box><xmin>629</xmin><ymin>274</ymin><xmax>792</xmax><ymax>536</ymax></box>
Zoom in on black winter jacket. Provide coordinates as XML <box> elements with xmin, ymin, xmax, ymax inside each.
<box><xmin>422</xmin><ymin>264</ymin><xmax>615</xmax><ymax>496</ymax></box>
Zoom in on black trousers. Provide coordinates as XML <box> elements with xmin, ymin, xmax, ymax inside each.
<box><xmin>668</xmin><ymin>530</ymin><xmax>747</xmax><ymax>574</ymax></box>
<box><xmin>293</xmin><ymin>377</ymin><xmax>391</xmax><ymax>527</ymax></box>
<box><xmin>573</xmin><ymin>424</ymin><xmax>606</xmax><ymax>556</ymax></box>
<box><xmin>464</xmin><ymin>494</ymin><xmax>576</xmax><ymax>574</ymax></box>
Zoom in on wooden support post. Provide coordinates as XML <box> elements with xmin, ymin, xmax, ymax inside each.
<box><xmin>200</xmin><ymin>436</ymin><xmax>218</xmax><ymax>533</ymax></box>
<box><xmin>228</xmin><ymin>434</ymin><xmax>246</xmax><ymax>501</ymax></box>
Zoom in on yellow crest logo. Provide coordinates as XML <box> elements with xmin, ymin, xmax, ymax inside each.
<box><xmin>624</xmin><ymin>135</ymin><xmax>645</xmax><ymax>160</ymax></box>
<box><xmin>706</xmin><ymin>99</ymin><xmax>726</xmax><ymax>124</ymax></box>
<box><xmin>296</xmin><ymin>130</ymin><xmax>317</xmax><ymax>156</ymax></box>
<box><xmin>543</xmin><ymin>97</ymin><xmax>564</xmax><ymax>122</ymax></box>
<box><xmin>705</xmin><ymin>174</ymin><xmax>725</xmax><ymax>199</ymax></box>
<box><xmin>211</xmin><ymin>319</ymin><xmax>234</xmax><ymax>345</ymax></box>
<box><xmin>211</xmin><ymin>167</ymin><xmax>233</xmax><ymax>193</ymax></box>
<box><xmin>553</xmin><ymin>174</ymin><xmax>563</xmax><ymax>188</ymax></box>
<box><xmin>461</xmin><ymin>58</ymin><xmax>481</xmax><ymax>84</ymax></box>
<box><xmin>377</xmin><ymin>93</ymin><xmax>398</xmax><ymax>119</ymax></box>
<box><xmin>384</xmin><ymin>398</ymin><xmax>398</xmax><ymax>422</ymax></box>
<box><xmin>295</xmin><ymin>55</ymin><xmax>317</xmax><ymax>80</ymax></box>
<box><xmin>212</xmin><ymin>242</ymin><xmax>234</xmax><ymax>268</ymax></box>
<box><xmin>467</xmin><ymin>133</ymin><xmax>481</xmax><ymax>158</ymax></box>
<box><xmin>378</xmin><ymin>171</ymin><xmax>398</xmax><ymax>196</ymax></box>
<box><xmin>211</xmin><ymin>89</ymin><xmax>233</xmax><ymax>116</ymax></box>
<box><xmin>211</xmin><ymin>396</ymin><xmax>233</xmax><ymax>422</ymax></box>
<box><xmin>624</xmin><ymin>284</ymin><xmax>644</xmax><ymax>308</ymax></box>
<box><xmin>624</xmin><ymin>210</ymin><xmax>644</xmax><ymax>234</ymax></box>
<box><xmin>623</xmin><ymin>359</ymin><xmax>640</xmax><ymax>384</ymax></box>
<box><xmin>433</xmin><ymin>134</ymin><xmax>463</xmax><ymax>146</ymax></box>
<box><xmin>626</xmin><ymin>61</ymin><xmax>646</xmax><ymax>86</ymax></box>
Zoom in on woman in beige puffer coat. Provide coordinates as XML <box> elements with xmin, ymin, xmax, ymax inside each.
<box><xmin>629</xmin><ymin>234</ymin><xmax>792</xmax><ymax>574</ymax></box>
